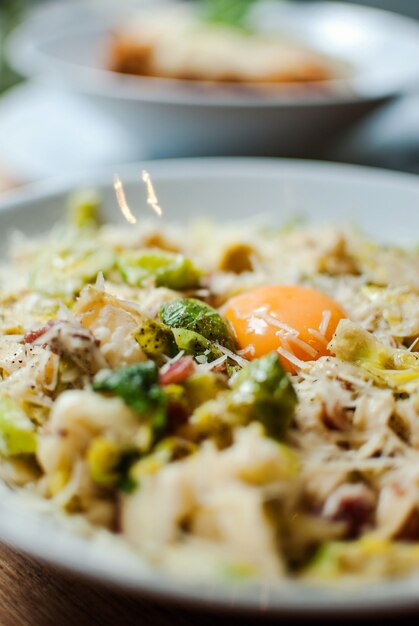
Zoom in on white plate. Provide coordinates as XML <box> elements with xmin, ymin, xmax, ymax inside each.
<box><xmin>1</xmin><ymin>158</ymin><xmax>419</xmax><ymax>615</ymax></box>
<box><xmin>7</xmin><ymin>0</ymin><xmax>419</xmax><ymax>158</ymax></box>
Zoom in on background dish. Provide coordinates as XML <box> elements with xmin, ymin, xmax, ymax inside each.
<box><xmin>7</xmin><ymin>0</ymin><xmax>419</xmax><ymax>158</ymax></box>
<box><xmin>1</xmin><ymin>158</ymin><xmax>419</xmax><ymax>614</ymax></box>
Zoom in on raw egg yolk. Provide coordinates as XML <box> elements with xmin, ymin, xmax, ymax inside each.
<box><xmin>224</xmin><ymin>285</ymin><xmax>346</xmax><ymax>373</ymax></box>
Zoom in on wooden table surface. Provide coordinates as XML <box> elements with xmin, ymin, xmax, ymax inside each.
<box><xmin>2</xmin><ymin>542</ymin><xmax>419</xmax><ymax>626</ymax></box>
<box><xmin>0</xmin><ymin>542</ymin><xmax>281</xmax><ymax>626</ymax></box>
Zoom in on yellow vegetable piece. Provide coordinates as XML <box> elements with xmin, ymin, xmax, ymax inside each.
<box><xmin>329</xmin><ymin>319</ymin><xmax>419</xmax><ymax>392</ymax></box>
<box><xmin>87</xmin><ymin>437</ymin><xmax>121</xmax><ymax>486</ymax></box>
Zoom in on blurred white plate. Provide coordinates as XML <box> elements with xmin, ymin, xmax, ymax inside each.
<box><xmin>7</xmin><ymin>0</ymin><xmax>419</xmax><ymax>158</ymax></box>
<box><xmin>332</xmin><ymin>94</ymin><xmax>419</xmax><ymax>173</ymax></box>
<box><xmin>1</xmin><ymin>158</ymin><xmax>419</xmax><ymax>615</ymax></box>
<box><xmin>0</xmin><ymin>82</ymin><xmax>144</xmax><ymax>182</ymax></box>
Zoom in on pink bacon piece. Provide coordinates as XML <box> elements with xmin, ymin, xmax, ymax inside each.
<box><xmin>24</xmin><ymin>320</ymin><xmax>58</xmax><ymax>344</ymax></box>
<box><xmin>160</xmin><ymin>356</ymin><xmax>195</xmax><ymax>386</ymax></box>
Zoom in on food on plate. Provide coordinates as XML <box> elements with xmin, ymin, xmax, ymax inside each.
<box><xmin>224</xmin><ymin>284</ymin><xmax>346</xmax><ymax>372</ymax></box>
<box><xmin>1</xmin><ymin>190</ymin><xmax>419</xmax><ymax>584</ymax></box>
<box><xmin>110</xmin><ymin>3</ymin><xmax>346</xmax><ymax>85</ymax></box>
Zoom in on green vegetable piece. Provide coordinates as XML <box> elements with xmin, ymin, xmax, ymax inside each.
<box><xmin>117</xmin><ymin>250</ymin><xmax>202</xmax><ymax>290</ymax></box>
<box><xmin>118</xmin><ymin>473</ymin><xmax>138</xmax><ymax>495</ymax></box>
<box><xmin>172</xmin><ymin>328</ymin><xmax>223</xmax><ymax>361</ymax></box>
<box><xmin>230</xmin><ymin>353</ymin><xmax>297</xmax><ymax>438</ymax></box>
<box><xmin>68</xmin><ymin>189</ymin><xmax>101</xmax><ymax>229</ymax></box>
<box><xmin>30</xmin><ymin>235</ymin><xmax>115</xmax><ymax>299</ymax></box>
<box><xmin>203</xmin><ymin>0</ymin><xmax>257</xmax><ymax>30</ymax></box>
<box><xmin>191</xmin><ymin>354</ymin><xmax>297</xmax><ymax>442</ymax></box>
<box><xmin>93</xmin><ymin>361</ymin><xmax>167</xmax><ymax>438</ymax></box>
<box><xmin>128</xmin><ymin>436</ymin><xmax>197</xmax><ymax>488</ymax></box>
<box><xmin>304</xmin><ymin>542</ymin><xmax>348</xmax><ymax>579</ymax></box>
<box><xmin>87</xmin><ymin>437</ymin><xmax>121</xmax><ymax>486</ymax></box>
<box><xmin>164</xmin><ymin>383</ymin><xmax>190</xmax><ymax>423</ymax></box>
<box><xmin>133</xmin><ymin>319</ymin><xmax>178</xmax><ymax>359</ymax></box>
<box><xmin>165</xmin><ymin>383</ymin><xmax>188</xmax><ymax>406</ymax></box>
<box><xmin>154</xmin><ymin>437</ymin><xmax>197</xmax><ymax>462</ymax></box>
<box><xmin>87</xmin><ymin>437</ymin><xmax>141</xmax><ymax>492</ymax></box>
<box><xmin>329</xmin><ymin>319</ymin><xmax>419</xmax><ymax>393</ymax></box>
<box><xmin>116</xmin><ymin>449</ymin><xmax>141</xmax><ymax>493</ymax></box>
<box><xmin>304</xmin><ymin>537</ymin><xmax>419</xmax><ymax>579</ymax></box>
<box><xmin>160</xmin><ymin>298</ymin><xmax>236</xmax><ymax>350</ymax></box>
<box><xmin>184</xmin><ymin>373</ymin><xmax>228</xmax><ymax>410</ymax></box>
<box><xmin>0</xmin><ymin>397</ymin><xmax>37</xmax><ymax>456</ymax></box>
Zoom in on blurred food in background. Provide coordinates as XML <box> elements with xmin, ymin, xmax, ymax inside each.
<box><xmin>1</xmin><ymin>0</ymin><xmax>419</xmax><ymax>180</ymax></box>
<box><xmin>110</xmin><ymin>2</ymin><xmax>349</xmax><ymax>87</ymax></box>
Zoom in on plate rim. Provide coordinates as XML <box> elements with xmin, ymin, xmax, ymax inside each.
<box><xmin>2</xmin><ymin>155</ymin><xmax>419</xmax><ymax>208</ymax></box>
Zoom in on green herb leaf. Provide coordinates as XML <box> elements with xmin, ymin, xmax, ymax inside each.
<box><xmin>202</xmin><ymin>0</ymin><xmax>257</xmax><ymax>29</ymax></box>
<box><xmin>93</xmin><ymin>362</ymin><xmax>167</xmax><ymax>437</ymax></box>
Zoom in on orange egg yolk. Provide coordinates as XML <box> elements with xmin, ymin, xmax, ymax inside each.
<box><xmin>224</xmin><ymin>285</ymin><xmax>346</xmax><ymax>373</ymax></box>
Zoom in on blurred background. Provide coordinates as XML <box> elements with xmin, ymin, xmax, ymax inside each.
<box><xmin>303</xmin><ymin>0</ymin><xmax>419</xmax><ymax>17</ymax></box>
<box><xmin>1</xmin><ymin>0</ymin><xmax>419</xmax><ymax>191</ymax></box>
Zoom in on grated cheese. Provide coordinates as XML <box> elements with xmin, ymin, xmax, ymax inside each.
<box><xmin>283</xmin><ymin>333</ymin><xmax>318</xmax><ymax>358</ymax></box>
<box><xmin>95</xmin><ymin>271</ymin><xmax>105</xmax><ymax>290</ymax></box>
<box><xmin>308</xmin><ymin>328</ymin><xmax>329</xmax><ymax>348</ymax></box>
<box><xmin>160</xmin><ymin>350</ymin><xmax>185</xmax><ymax>372</ymax></box>
<box><xmin>237</xmin><ymin>344</ymin><xmax>256</xmax><ymax>357</ymax></box>
<box><xmin>213</xmin><ymin>343</ymin><xmax>249</xmax><ymax>368</ymax></box>
<box><xmin>319</xmin><ymin>309</ymin><xmax>332</xmax><ymax>337</ymax></box>
<box><xmin>254</xmin><ymin>309</ymin><xmax>299</xmax><ymax>336</ymax></box>
<box><xmin>277</xmin><ymin>346</ymin><xmax>306</xmax><ymax>370</ymax></box>
<box><xmin>195</xmin><ymin>354</ymin><xmax>227</xmax><ymax>373</ymax></box>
